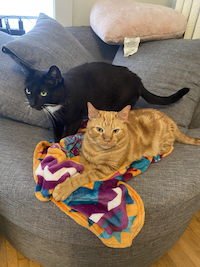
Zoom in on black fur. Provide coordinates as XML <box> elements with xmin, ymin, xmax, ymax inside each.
<box><xmin>23</xmin><ymin>62</ymin><xmax>189</xmax><ymax>142</ymax></box>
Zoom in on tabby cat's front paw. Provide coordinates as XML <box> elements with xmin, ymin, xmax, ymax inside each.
<box><xmin>53</xmin><ymin>179</ymin><xmax>73</xmax><ymax>201</ymax></box>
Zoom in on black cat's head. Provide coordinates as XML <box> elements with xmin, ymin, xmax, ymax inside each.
<box><xmin>22</xmin><ymin>64</ymin><xmax>64</xmax><ymax>110</ymax></box>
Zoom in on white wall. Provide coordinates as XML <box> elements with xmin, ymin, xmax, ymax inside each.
<box><xmin>73</xmin><ymin>0</ymin><xmax>177</xmax><ymax>26</ymax></box>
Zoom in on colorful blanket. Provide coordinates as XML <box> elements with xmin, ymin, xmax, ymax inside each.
<box><xmin>33</xmin><ymin>122</ymin><xmax>173</xmax><ymax>248</ymax></box>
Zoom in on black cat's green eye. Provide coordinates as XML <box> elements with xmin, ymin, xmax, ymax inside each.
<box><xmin>25</xmin><ymin>88</ymin><xmax>31</xmax><ymax>95</ymax></box>
<box><xmin>40</xmin><ymin>91</ymin><xmax>47</xmax><ymax>97</ymax></box>
<box><xmin>96</xmin><ymin>127</ymin><xmax>103</xmax><ymax>132</ymax></box>
<box><xmin>113</xmin><ymin>129</ymin><xmax>119</xmax><ymax>134</ymax></box>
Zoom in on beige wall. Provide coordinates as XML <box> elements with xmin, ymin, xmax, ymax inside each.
<box><xmin>54</xmin><ymin>0</ymin><xmax>73</xmax><ymax>26</ymax></box>
<box><xmin>73</xmin><ymin>0</ymin><xmax>177</xmax><ymax>26</ymax></box>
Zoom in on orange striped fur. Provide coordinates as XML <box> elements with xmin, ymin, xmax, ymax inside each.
<box><xmin>53</xmin><ymin>104</ymin><xmax>200</xmax><ymax>201</ymax></box>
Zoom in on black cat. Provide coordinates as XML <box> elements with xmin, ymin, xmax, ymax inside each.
<box><xmin>23</xmin><ymin>62</ymin><xmax>189</xmax><ymax>142</ymax></box>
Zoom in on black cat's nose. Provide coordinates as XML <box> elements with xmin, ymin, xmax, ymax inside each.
<box><xmin>34</xmin><ymin>106</ymin><xmax>43</xmax><ymax>111</ymax></box>
<box><xmin>29</xmin><ymin>100</ymin><xmax>42</xmax><ymax>110</ymax></box>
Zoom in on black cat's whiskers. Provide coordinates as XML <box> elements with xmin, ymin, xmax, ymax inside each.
<box><xmin>44</xmin><ymin>103</ymin><xmax>57</xmax><ymax>107</ymax></box>
<box><xmin>24</xmin><ymin>100</ymin><xmax>30</xmax><ymax>108</ymax></box>
<box><xmin>50</xmin><ymin>109</ymin><xmax>64</xmax><ymax>123</ymax></box>
<box><xmin>24</xmin><ymin>104</ymin><xmax>30</xmax><ymax>111</ymax></box>
<box><xmin>43</xmin><ymin>106</ymin><xmax>64</xmax><ymax>126</ymax></box>
<box><xmin>24</xmin><ymin>100</ymin><xmax>33</xmax><ymax>116</ymax></box>
<box><xmin>43</xmin><ymin>108</ymin><xmax>52</xmax><ymax>123</ymax></box>
<box><xmin>44</xmin><ymin>104</ymin><xmax>62</xmax><ymax>115</ymax></box>
<box><xmin>43</xmin><ymin>107</ymin><xmax>57</xmax><ymax>128</ymax></box>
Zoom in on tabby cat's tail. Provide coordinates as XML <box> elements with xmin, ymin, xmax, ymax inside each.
<box><xmin>141</xmin><ymin>87</ymin><xmax>189</xmax><ymax>105</ymax></box>
<box><xmin>175</xmin><ymin>128</ymin><xmax>200</xmax><ymax>146</ymax></box>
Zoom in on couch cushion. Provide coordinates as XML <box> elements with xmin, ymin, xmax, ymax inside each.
<box><xmin>189</xmin><ymin>102</ymin><xmax>200</xmax><ymax>129</ymax></box>
<box><xmin>67</xmin><ymin>26</ymin><xmax>119</xmax><ymax>63</ymax></box>
<box><xmin>2</xmin><ymin>13</ymin><xmax>95</xmax><ymax>70</ymax></box>
<box><xmin>90</xmin><ymin>0</ymin><xmax>187</xmax><ymax>45</ymax></box>
<box><xmin>113</xmin><ymin>39</ymin><xmax>200</xmax><ymax>131</ymax></box>
<box><xmin>0</xmin><ymin>14</ymin><xmax>95</xmax><ymax>128</ymax></box>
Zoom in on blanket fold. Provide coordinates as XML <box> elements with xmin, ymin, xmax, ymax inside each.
<box><xmin>33</xmin><ymin>127</ymin><xmax>173</xmax><ymax>248</ymax></box>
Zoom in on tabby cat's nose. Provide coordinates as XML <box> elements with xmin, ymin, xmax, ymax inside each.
<box><xmin>104</xmin><ymin>138</ymin><xmax>111</xmax><ymax>143</ymax></box>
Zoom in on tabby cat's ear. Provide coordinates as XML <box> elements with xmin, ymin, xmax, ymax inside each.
<box><xmin>87</xmin><ymin>102</ymin><xmax>100</xmax><ymax>120</ymax></box>
<box><xmin>45</xmin><ymin>66</ymin><xmax>63</xmax><ymax>85</ymax></box>
<box><xmin>116</xmin><ymin>105</ymin><xmax>131</xmax><ymax>122</ymax></box>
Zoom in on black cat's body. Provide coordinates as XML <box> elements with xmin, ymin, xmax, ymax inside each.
<box><xmin>24</xmin><ymin>62</ymin><xmax>189</xmax><ymax>142</ymax></box>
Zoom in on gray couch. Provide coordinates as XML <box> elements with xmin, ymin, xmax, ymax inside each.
<box><xmin>0</xmin><ymin>14</ymin><xmax>200</xmax><ymax>267</ymax></box>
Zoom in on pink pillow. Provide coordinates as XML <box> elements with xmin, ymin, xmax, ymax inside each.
<box><xmin>90</xmin><ymin>0</ymin><xmax>187</xmax><ymax>45</ymax></box>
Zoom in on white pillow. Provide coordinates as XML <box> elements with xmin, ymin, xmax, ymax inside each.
<box><xmin>90</xmin><ymin>0</ymin><xmax>187</xmax><ymax>45</ymax></box>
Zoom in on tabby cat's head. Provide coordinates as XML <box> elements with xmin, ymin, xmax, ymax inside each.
<box><xmin>23</xmin><ymin>65</ymin><xmax>64</xmax><ymax>110</ymax></box>
<box><xmin>86</xmin><ymin>102</ymin><xmax>131</xmax><ymax>150</ymax></box>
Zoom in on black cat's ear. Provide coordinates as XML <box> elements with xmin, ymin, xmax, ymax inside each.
<box><xmin>45</xmin><ymin>65</ymin><xmax>63</xmax><ymax>86</ymax></box>
<box><xmin>116</xmin><ymin>105</ymin><xmax>131</xmax><ymax>122</ymax></box>
<box><xmin>87</xmin><ymin>102</ymin><xmax>100</xmax><ymax>120</ymax></box>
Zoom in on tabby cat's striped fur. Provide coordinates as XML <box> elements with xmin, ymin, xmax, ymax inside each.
<box><xmin>53</xmin><ymin>103</ymin><xmax>200</xmax><ymax>201</ymax></box>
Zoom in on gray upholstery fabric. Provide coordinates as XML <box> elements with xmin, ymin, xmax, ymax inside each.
<box><xmin>113</xmin><ymin>39</ymin><xmax>200</xmax><ymax>132</ymax></box>
<box><xmin>189</xmin><ymin>101</ymin><xmax>200</xmax><ymax>129</ymax></box>
<box><xmin>67</xmin><ymin>26</ymin><xmax>119</xmax><ymax>63</ymax></box>
<box><xmin>0</xmin><ymin>14</ymin><xmax>95</xmax><ymax>128</ymax></box>
<box><xmin>2</xmin><ymin>14</ymin><xmax>96</xmax><ymax>71</ymax></box>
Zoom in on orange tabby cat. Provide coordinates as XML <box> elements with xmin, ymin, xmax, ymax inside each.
<box><xmin>53</xmin><ymin>102</ymin><xmax>200</xmax><ymax>201</ymax></box>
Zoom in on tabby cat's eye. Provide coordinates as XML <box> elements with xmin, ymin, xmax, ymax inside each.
<box><xmin>96</xmin><ymin>127</ymin><xmax>103</xmax><ymax>132</ymax></box>
<box><xmin>40</xmin><ymin>91</ymin><xmax>47</xmax><ymax>97</ymax></box>
<box><xmin>113</xmin><ymin>129</ymin><xmax>119</xmax><ymax>134</ymax></box>
<box><xmin>25</xmin><ymin>88</ymin><xmax>31</xmax><ymax>95</ymax></box>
